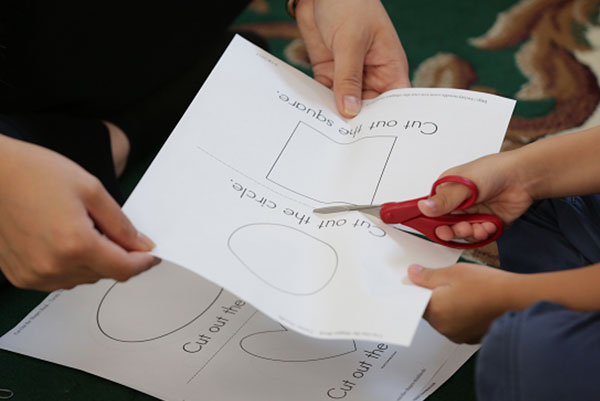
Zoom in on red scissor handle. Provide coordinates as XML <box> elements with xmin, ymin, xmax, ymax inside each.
<box><xmin>380</xmin><ymin>175</ymin><xmax>503</xmax><ymax>249</ymax></box>
<box><xmin>405</xmin><ymin>212</ymin><xmax>503</xmax><ymax>249</ymax></box>
<box><xmin>430</xmin><ymin>175</ymin><xmax>478</xmax><ymax>210</ymax></box>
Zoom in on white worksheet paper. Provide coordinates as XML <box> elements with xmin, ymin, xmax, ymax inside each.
<box><xmin>120</xmin><ymin>35</ymin><xmax>514</xmax><ymax>346</ymax></box>
<box><xmin>0</xmin><ymin>35</ymin><xmax>512</xmax><ymax>401</ymax></box>
<box><xmin>0</xmin><ymin>261</ymin><xmax>478</xmax><ymax>401</ymax></box>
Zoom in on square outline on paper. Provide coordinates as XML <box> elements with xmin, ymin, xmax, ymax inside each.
<box><xmin>266</xmin><ymin>121</ymin><xmax>397</xmax><ymax>205</ymax></box>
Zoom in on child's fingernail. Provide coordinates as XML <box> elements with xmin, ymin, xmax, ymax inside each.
<box><xmin>422</xmin><ymin>199</ymin><xmax>436</xmax><ymax>211</ymax></box>
<box><xmin>408</xmin><ymin>264</ymin><xmax>423</xmax><ymax>275</ymax></box>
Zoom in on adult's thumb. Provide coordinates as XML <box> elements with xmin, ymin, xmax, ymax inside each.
<box><xmin>332</xmin><ymin>37</ymin><xmax>367</xmax><ymax>118</ymax></box>
<box><xmin>85</xmin><ymin>179</ymin><xmax>155</xmax><ymax>252</ymax></box>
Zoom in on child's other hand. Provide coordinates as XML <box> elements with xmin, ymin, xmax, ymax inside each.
<box><xmin>408</xmin><ymin>263</ymin><xmax>517</xmax><ymax>344</ymax></box>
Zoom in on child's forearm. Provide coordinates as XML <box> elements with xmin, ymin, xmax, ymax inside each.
<box><xmin>504</xmin><ymin>263</ymin><xmax>600</xmax><ymax>312</ymax></box>
<box><xmin>514</xmin><ymin>125</ymin><xmax>600</xmax><ymax>200</ymax></box>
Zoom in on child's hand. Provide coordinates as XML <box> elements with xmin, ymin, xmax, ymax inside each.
<box><xmin>408</xmin><ymin>263</ymin><xmax>517</xmax><ymax>344</ymax></box>
<box><xmin>296</xmin><ymin>0</ymin><xmax>410</xmax><ymax>118</ymax></box>
<box><xmin>417</xmin><ymin>152</ymin><xmax>535</xmax><ymax>243</ymax></box>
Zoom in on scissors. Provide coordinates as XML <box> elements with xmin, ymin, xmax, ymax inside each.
<box><xmin>313</xmin><ymin>175</ymin><xmax>503</xmax><ymax>249</ymax></box>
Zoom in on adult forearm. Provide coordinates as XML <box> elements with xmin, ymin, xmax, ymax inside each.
<box><xmin>515</xmin><ymin>125</ymin><xmax>600</xmax><ymax>200</ymax></box>
<box><xmin>0</xmin><ymin>134</ymin><xmax>22</xmax><ymax>179</ymax></box>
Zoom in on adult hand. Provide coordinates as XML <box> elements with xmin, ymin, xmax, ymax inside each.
<box><xmin>408</xmin><ymin>263</ymin><xmax>516</xmax><ymax>344</ymax></box>
<box><xmin>0</xmin><ymin>135</ymin><xmax>160</xmax><ymax>291</ymax></box>
<box><xmin>296</xmin><ymin>0</ymin><xmax>410</xmax><ymax>118</ymax></box>
<box><xmin>417</xmin><ymin>151</ymin><xmax>535</xmax><ymax>243</ymax></box>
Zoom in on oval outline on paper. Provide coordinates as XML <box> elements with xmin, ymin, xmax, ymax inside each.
<box><xmin>228</xmin><ymin>223</ymin><xmax>338</xmax><ymax>296</ymax></box>
<box><xmin>96</xmin><ymin>281</ymin><xmax>224</xmax><ymax>343</ymax></box>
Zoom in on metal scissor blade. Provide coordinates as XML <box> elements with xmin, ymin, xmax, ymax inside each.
<box><xmin>313</xmin><ymin>204</ymin><xmax>381</xmax><ymax>214</ymax></box>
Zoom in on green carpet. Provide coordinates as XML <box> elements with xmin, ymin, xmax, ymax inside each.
<box><xmin>2</xmin><ymin>0</ymin><xmax>600</xmax><ymax>400</ymax></box>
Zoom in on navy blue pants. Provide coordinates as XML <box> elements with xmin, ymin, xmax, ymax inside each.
<box><xmin>476</xmin><ymin>196</ymin><xmax>600</xmax><ymax>401</ymax></box>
